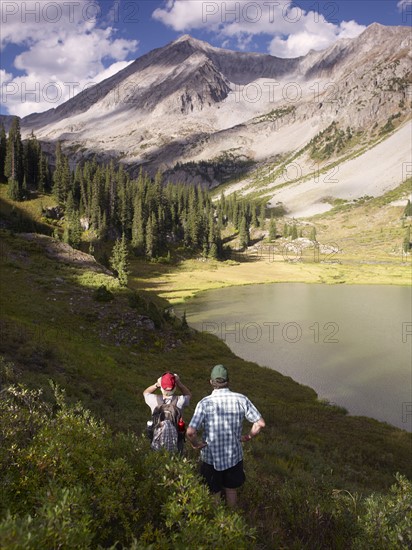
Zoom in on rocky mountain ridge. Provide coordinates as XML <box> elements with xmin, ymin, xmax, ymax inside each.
<box><xmin>8</xmin><ymin>23</ymin><xmax>412</xmax><ymax>216</ymax></box>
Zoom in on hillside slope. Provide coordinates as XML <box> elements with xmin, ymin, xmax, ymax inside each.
<box><xmin>0</xmin><ymin>228</ymin><xmax>411</xmax><ymax>547</ymax></box>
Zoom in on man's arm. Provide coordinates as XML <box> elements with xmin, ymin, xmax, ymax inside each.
<box><xmin>186</xmin><ymin>427</ymin><xmax>207</xmax><ymax>449</ymax></box>
<box><xmin>241</xmin><ymin>417</ymin><xmax>265</xmax><ymax>442</ymax></box>
<box><xmin>143</xmin><ymin>377</ymin><xmax>162</xmax><ymax>396</ymax></box>
<box><xmin>174</xmin><ymin>374</ymin><xmax>192</xmax><ymax>399</ymax></box>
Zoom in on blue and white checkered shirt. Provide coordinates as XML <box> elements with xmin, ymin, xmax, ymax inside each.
<box><xmin>189</xmin><ymin>388</ymin><xmax>262</xmax><ymax>471</ymax></box>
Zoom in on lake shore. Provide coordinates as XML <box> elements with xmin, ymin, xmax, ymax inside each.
<box><xmin>130</xmin><ymin>255</ymin><xmax>411</xmax><ymax>305</ymax></box>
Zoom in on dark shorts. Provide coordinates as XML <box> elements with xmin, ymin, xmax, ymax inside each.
<box><xmin>200</xmin><ymin>460</ymin><xmax>245</xmax><ymax>493</ymax></box>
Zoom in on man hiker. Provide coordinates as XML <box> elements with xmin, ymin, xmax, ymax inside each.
<box><xmin>187</xmin><ymin>364</ymin><xmax>265</xmax><ymax>508</ymax></box>
<box><xmin>143</xmin><ymin>372</ymin><xmax>191</xmax><ymax>452</ymax></box>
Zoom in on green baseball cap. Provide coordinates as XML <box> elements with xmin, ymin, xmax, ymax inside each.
<box><xmin>210</xmin><ymin>364</ymin><xmax>228</xmax><ymax>381</ymax></box>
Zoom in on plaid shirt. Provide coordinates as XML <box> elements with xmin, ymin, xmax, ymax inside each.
<box><xmin>189</xmin><ymin>388</ymin><xmax>262</xmax><ymax>471</ymax></box>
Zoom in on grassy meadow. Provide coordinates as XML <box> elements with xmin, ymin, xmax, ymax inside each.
<box><xmin>0</xmin><ymin>179</ymin><xmax>411</xmax><ymax>548</ymax></box>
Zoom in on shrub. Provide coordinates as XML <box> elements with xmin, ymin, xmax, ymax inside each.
<box><xmin>0</xmin><ymin>377</ymin><xmax>254</xmax><ymax>549</ymax></box>
<box><xmin>92</xmin><ymin>285</ymin><xmax>114</xmax><ymax>302</ymax></box>
<box><xmin>128</xmin><ymin>291</ymin><xmax>146</xmax><ymax>311</ymax></box>
<box><xmin>355</xmin><ymin>474</ymin><xmax>412</xmax><ymax>549</ymax></box>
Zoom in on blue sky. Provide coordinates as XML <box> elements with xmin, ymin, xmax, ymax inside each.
<box><xmin>1</xmin><ymin>0</ymin><xmax>411</xmax><ymax>116</ymax></box>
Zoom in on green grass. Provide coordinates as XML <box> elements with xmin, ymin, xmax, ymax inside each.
<box><xmin>1</xmin><ymin>229</ymin><xmax>411</xmax><ymax>547</ymax></box>
<box><xmin>1</xmin><ymin>230</ymin><xmax>411</xmax><ymax>478</ymax></box>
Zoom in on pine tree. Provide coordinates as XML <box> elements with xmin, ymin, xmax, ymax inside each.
<box><xmin>69</xmin><ymin>211</ymin><xmax>83</xmax><ymax>249</ymax></box>
<box><xmin>37</xmin><ymin>151</ymin><xmax>50</xmax><ymax>193</ymax></box>
<box><xmin>404</xmin><ymin>200</ymin><xmax>412</xmax><ymax>218</ymax></box>
<box><xmin>63</xmin><ymin>209</ymin><xmax>82</xmax><ymax>249</ymax></box>
<box><xmin>291</xmin><ymin>224</ymin><xmax>298</xmax><ymax>240</ymax></box>
<box><xmin>7</xmin><ymin>178</ymin><xmax>21</xmax><ymax>201</ymax></box>
<box><xmin>145</xmin><ymin>213</ymin><xmax>158</xmax><ymax>259</ymax></box>
<box><xmin>0</xmin><ymin>123</ymin><xmax>7</xmax><ymax>180</ymax></box>
<box><xmin>110</xmin><ymin>234</ymin><xmax>130</xmax><ymax>286</ymax></box>
<box><xmin>52</xmin><ymin>142</ymin><xmax>70</xmax><ymax>205</ymax></box>
<box><xmin>232</xmin><ymin>201</ymin><xmax>239</xmax><ymax>229</ymax></box>
<box><xmin>5</xmin><ymin>117</ymin><xmax>24</xmax><ymax>200</ymax></box>
<box><xmin>131</xmin><ymin>197</ymin><xmax>145</xmax><ymax>253</ymax></box>
<box><xmin>238</xmin><ymin>215</ymin><xmax>250</xmax><ymax>249</ymax></box>
<box><xmin>24</xmin><ymin>131</ymin><xmax>41</xmax><ymax>190</ymax></box>
<box><xmin>65</xmin><ymin>191</ymin><xmax>75</xmax><ymax>217</ymax></box>
<box><xmin>310</xmin><ymin>226</ymin><xmax>317</xmax><ymax>242</ymax></box>
<box><xmin>209</xmin><ymin>242</ymin><xmax>218</xmax><ymax>259</ymax></box>
<box><xmin>283</xmin><ymin>223</ymin><xmax>289</xmax><ymax>238</ymax></box>
<box><xmin>403</xmin><ymin>226</ymin><xmax>411</xmax><ymax>254</ymax></box>
<box><xmin>259</xmin><ymin>204</ymin><xmax>266</xmax><ymax>229</ymax></box>
<box><xmin>117</xmin><ymin>166</ymin><xmax>132</xmax><ymax>235</ymax></box>
<box><xmin>181</xmin><ymin>310</ymin><xmax>189</xmax><ymax>330</ymax></box>
<box><xmin>251</xmin><ymin>206</ymin><xmax>258</xmax><ymax>228</ymax></box>
<box><xmin>207</xmin><ymin>211</ymin><xmax>216</xmax><ymax>251</ymax></box>
<box><xmin>269</xmin><ymin>214</ymin><xmax>277</xmax><ymax>241</ymax></box>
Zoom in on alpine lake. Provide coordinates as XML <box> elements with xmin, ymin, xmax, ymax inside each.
<box><xmin>177</xmin><ymin>283</ymin><xmax>412</xmax><ymax>432</ymax></box>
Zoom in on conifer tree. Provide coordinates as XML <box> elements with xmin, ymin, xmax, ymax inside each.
<box><xmin>239</xmin><ymin>215</ymin><xmax>250</xmax><ymax>249</ymax></box>
<box><xmin>403</xmin><ymin>226</ymin><xmax>411</xmax><ymax>254</ymax></box>
<box><xmin>7</xmin><ymin>178</ymin><xmax>21</xmax><ymax>201</ymax></box>
<box><xmin>145</xmin><ymin>213</ymin><xmax>158</xmax><ymax>258</ymax></box>
<box><xmin>404</xmin><ymin>200</ymin><xmax>412</xmax><ymax>218</ymax></box>
<box><xmin>0</xmin><ymin>123</ymin><xmax>7</xmax><ymax>180</ymax></box>
<box><xmin>65</xmin><ymin>191</ymin><xmax>75</xmax><ymax>217</ymax></box>
<box><xmin>131</xmin><ymin>197</ymin><xmax>145</xmax><ymax>253</ymax></box>
<box><xmin>209</xmin><ymin>242</ymin><xmax>219</xmax><ymax>259</ymax></box>
<box><xmin>5</xmin><ymin>117</ymin><xmax>24</xmax><ymax>200</ymax></box>
<box><xmin>69</xmin><ymin>211</ymin><xmax>83</xmax><ymax>249</ymax></box>
<box><xmin>269</xmin><ymin>214</ymin><xmax>277</xmax><ymax>241</ymax></box>
<box><xmin>218</xmin><ymin>191</ymin><xmax>226</xmax><ymax>226</ymax></box>
<box><xmin>291</xmin><ymin>224</ymin><xmax>298</xmax><ymax>240</ymax></box>
<box><xmin>63</xmin><ymin>209</ymin><xmax>82</xmax><ymax>249</ymax></box>
<box><xmin>259</xmin><ymin>204</ymin><xmax>266</xmax><ymax>229</ymax></box>
<box><xmin>232</xmin><ymin>194</ymin><xmax>239</xmax><ymax>228</ymax></box>
<box><xmin>251</xmin><ymin>205</ymin><xmax>258</xmax><ymax>228</ymax></box>
<box><xmin>52</xmin><ymin>142</ymin><xmax>70</xmax><ymax>205</ymax></box>
<box><xmin>37</xmin><ymin>151</ymin><xmax>49</xmax><ymax>193</ymax></box>
<box><xmin>283</xmin><ymin>223</ymin><xmax>289</xmax><ymax>238</ymax></box>
<box><xmin>208</xmin><ymin>211</ymin><xmax>216</xmax><ymax>251</ymax></box>
<box><xmin>110</xmin><ymin>234</ymin><xmax>130</xmax><ymax>286</ymax></box>
<box><xmin>24</xmin><ymin>131</ymin><xmax>41</xmax><ymax>189</ymax></box>
<box><xmin>310</xmin><ymin>226</ymin><xmax>317</xmax><ymax>242</ymax></box>
<box><xmin>117</xmin><ymin>166</ymin><xmax>132</xmax><ymax>235</ymax></box>
<box><xmin>187</xmin><ymin>188</ymin><xmax>200</xmax><ymax>247</ymax></box>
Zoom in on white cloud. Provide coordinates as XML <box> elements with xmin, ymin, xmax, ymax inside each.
<box><xmin>269</xmin><ymin>19</ymin><xmax>365</xmax><ymax>58</ymax></box>
<box><xmin>153</xmin><ymin>0</ymin><xmax>366</xmax><ymax>58</ymax></box>
<box><xmin>397</xmin><ymin>0</ymin><xmax>411</xmax><ymax>10</ymax></box>
<box><xmin>1</xmin><ymin>0</ymin><xmax>138</xmax><ymax>116</ymax></box>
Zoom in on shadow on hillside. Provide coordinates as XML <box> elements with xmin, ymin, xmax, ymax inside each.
<box><xmin>0</xmin><ymin>196</ymin><xmax>53</xmax><ymax>236</ymax></box>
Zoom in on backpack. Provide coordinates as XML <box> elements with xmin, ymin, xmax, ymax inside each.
<box><xmin>148</xmin><ymin>396</ymin><xmax>184</xmax><ymax>453</ymax></box>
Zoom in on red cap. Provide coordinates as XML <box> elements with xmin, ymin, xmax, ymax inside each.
<box><xmin>161</xmin><ymin>372</ymin><xmax>176</xmax><ymax>390</ymax></box>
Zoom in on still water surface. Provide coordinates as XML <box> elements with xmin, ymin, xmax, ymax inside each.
<box><xmin>179</xmin><ymin>284</ymin><xmax>412</xmax><ymax>432</ymax></box>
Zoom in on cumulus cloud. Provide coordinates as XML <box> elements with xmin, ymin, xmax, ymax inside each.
<box><xmin>153</xmin><ymin>0</ymin><xmax>366</xmax><ymax>57</ymax></box>
<box><xmin>397</xmin><ymin>0</ymin><xmax>411</xmax><ymax>10</ymax></box>
<box><xmin>1</xmin><ymin>0</ymin><xmax>138</xmax><ymax>116</ymax></box>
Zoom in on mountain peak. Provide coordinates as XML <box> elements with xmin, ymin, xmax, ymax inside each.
<box><xmin>174</xmin><ymin>34</ymin><xmax>194</xmax><ymax>43</ymax></box>
<box><xmin>172</xmin><ymin>34</ymin><xmax>211</xmax><ymax>48</ymax></box>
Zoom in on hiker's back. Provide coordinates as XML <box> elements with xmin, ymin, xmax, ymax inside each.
<box><xmin>150</xmin><ymin>397</ymin><xmax>183</xmax><ymax>453</ymax></box>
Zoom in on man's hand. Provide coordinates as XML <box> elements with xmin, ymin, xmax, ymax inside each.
<box><xmin>241</xmin><ymin>434</ymin><xmax>252</xmax><ymax>443</ymax></box>
<box><xmin>186</xmin><ymin>426</ymin><xmax>207</xmax><ymax>450</ymax></box>
<box><xmin>190</xmin><ymin>440</ymin><xmax>208</xmax><ymax>450</ymax></box>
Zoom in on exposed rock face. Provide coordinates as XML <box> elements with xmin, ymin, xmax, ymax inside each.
<box><xmin>17</xmin><ymin>25</ymin><xmax>412</xmax><ymax>213</ymax></box>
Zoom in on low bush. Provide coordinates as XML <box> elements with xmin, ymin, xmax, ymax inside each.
<box><xmin>0</xmin><ymin>378</ymin><xmax>254</xmax><ymax>549</ymax></box>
